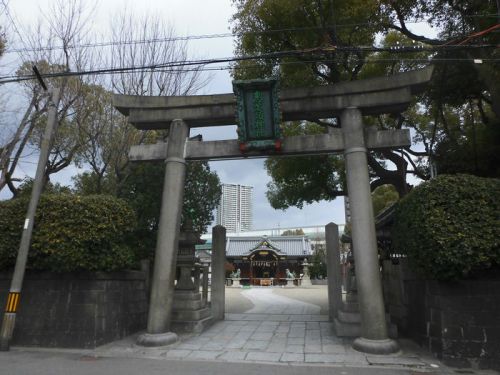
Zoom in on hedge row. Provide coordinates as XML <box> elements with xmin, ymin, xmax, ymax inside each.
<box><xmin>392</xmin><ymin>174</ymin><xmax>500</xmax><ymax>280</ymax></box>
<box><xmin>0</xmin><ymin>194</ymin><xmax>137</xmax><ymax>272</ymax></box>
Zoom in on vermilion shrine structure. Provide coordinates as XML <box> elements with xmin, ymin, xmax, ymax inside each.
<box><xmin>114</xmin><ymin>67</ymin><xmax>433</xmax><ymax>354</ymax></box>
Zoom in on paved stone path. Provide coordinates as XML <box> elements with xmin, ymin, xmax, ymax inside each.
<box><xmin>94</xmin><ymin>287</ymin><xmax>453</xmax><ymax>372</ymax></box>
<box><xmin>240</xmin><ymin>288</ymin><xmax>321</xmax><ymax>315</ymax></box>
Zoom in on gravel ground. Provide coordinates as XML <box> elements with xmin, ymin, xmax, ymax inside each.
<box><xmin>225</xmin><ymin>285</ymin><xmax>328</xmax><ymax>314</ymax></box>
<box><xmin>225</xmin><ymin>287</ymin><xmax>255</xmax><ymax>313</ymax></box>
<box><xmin>270</xmin><ymin>285</ymin><xmax>329</xmax><ymax>314</ymax></box>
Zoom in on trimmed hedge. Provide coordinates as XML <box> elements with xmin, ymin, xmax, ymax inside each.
<box><xmin>0</xmin><ymin>194</ymin><xmax>137</xmax><ymax>272</ymax></box>
<box><xmin>392</xmin><ymin>174</ymin><xmax>500</xmax><ymax>280</ymax></box>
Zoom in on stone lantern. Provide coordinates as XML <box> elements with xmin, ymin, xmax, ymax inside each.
<box><xmin>301</xmin><ymin>258</ymin><xmax>312</xmax><ymax>286</ymax></box>
<box><xmin>171</xmin><ymin>221</ymin><xmax>212</xmax><ymax>333</ymax></box>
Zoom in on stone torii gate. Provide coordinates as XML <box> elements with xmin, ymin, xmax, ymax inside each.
<box><xmin>114</xmin><ymin>67</ymin><xmax>433</xmax><ymax>354</ymax></box>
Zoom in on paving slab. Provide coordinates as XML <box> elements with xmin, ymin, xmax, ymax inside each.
<box><xmin>186</xmin><ymin>350</ymin><xmax>224</xmax><ymax>360</ymax></box>
<box><xmin>218</xmin><ymin>351</ymin><xmax>247</xmax><ymax>361</ymax></box>
<box><xmin>280</xmin><ymin>352</ymin><xmax>304</xmax><ymax>362</ymax></box>
<box><xmin>243</xmin><ymin>340</ymin><xmax>268</xmax><ymax>350</ymax></box>
<box><xmin>245</xmin><ymin>351</ymin><xmax>282</xmax><ymax>362</ymax></box>
<box><xmin>163</xmin><ymin>349</ymin><xmax>192</xmax><ymax>359</ymax></box>
<box><xmin>366</xmin><ymin>355</ymin><xmax>426</xmax><ymax>367</ymax></box>
<box><xmin>285</xmin><ymin>344</ymin><xmax>304</xmax><ymax>353</ymax></box>
<box><xmin>305</xmin><ymin>353</ymin><xmax>348</xmax><ymax>363</ymax></box>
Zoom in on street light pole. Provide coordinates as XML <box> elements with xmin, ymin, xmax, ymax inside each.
<box><xmin>0</xmin><ymin>69</ymin><xmax>60</xmax><ymax>351</ymax></box>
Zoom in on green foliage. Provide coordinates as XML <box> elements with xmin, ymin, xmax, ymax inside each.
<box><xmin>309</xmin><ymin>246</ymin><xmax>327</xmax><ymax>279</ymax></box>
<box><xmin>392</xmin><ymin>174</ymin><xmax>500</xmax><ymax>280</ymax></box>
<box><xmin>231</xmin><ymin>0</ymin><xmax>380</xmax><ymax>84</ymax></box>
<box><xmin>0</xmin><ymin>194</ymin><xmax>137</xmax><ymax>272</ymax></box>
<box><xmin>281</xmin><ymin>228</ymin><xmax>304</xmax><ymax>236</ymax></box>
<box><xmin>16</xmin><ymin>178</ymin><xmax>72</xmax><ymax>197</ymax></box>
<box><xmin>0</xmin><ymin>27</ymin><xmax>5</xmax><ymax>57</ymax></box>
<box><xmin>265</xmin><ymin>121</ymin><xmax>345</xmax><ymax>210</ymax></box>
<box><xmin>372</xmin><ymin>184</ymin><xmax>399</xmax><ymax>216</ymax></box>
<box><xmin>433</xmin><ymin>121</ymin><xmax>500</xmax><ymax>178</ymax></box>
<box><xmin>72</xmin><ymin>171</ymin><xmax>116</xmax><ymax>196</ymax></box>
<box><xmin>232</xmin><ymin>0</ymin><xmax>499</xmax><ymax>210</ymax></box>
<box><xmin>117</xmin><ymin>161</ymin><xmax>221</xmax><ymax>258</ymax></box>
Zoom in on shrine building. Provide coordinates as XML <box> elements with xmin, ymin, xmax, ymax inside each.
<box><xmin>225</xmin><ymin>235</ymin><xmax>313</xmax><ymax>286</ymax></box>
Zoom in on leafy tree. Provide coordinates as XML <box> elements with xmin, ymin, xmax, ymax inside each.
<box><xmin>15</xmin><ymin>177</ymin><xmax>72</xmax><ymax>197</ymax></box>
<box><xmin>0</xmin><ymin>27</ymin><xmax>5</xmax><ymax>56</ymax></box>
<box><xmin>69</xmin><ymin>11</ymin><xmax>210</xmax><ymax>198</ymax></box>
<box><xmin>379</xmin><ymin>0</ymin><xmax>500</xmax><ymax>117</ymax></box>
<box><xmin>265</xmin><ymin>122</ymin><xmax>345</xmax><ymax>209</ymax></box>
<box><xmin>281</xmin><ymin>228</ymin><xmax>305</xmax><ymax>236</ymax></box>
<box><xmin>433</xmin><ymin>110</ymin><xmax>500</xmax><ymax>178</ymax></box>
<box><xmin>0</xmin><ymin>0</ymin><xmax>101</xmax><ymax>196</ymax></box>
<box><xmin>309</xmin><ymin>245</ymin><xmax>327</xmax><ymax>279</ymax></box>
<box><xmin>1</xmin><ymin>3</ymin><xmax>209</xmax><ymax>199</ymax></box>
<box><xmin>230</xmin><ymin>0</ymin><xmax>499</xmax><ymax>209</ymax></box>
<box><xmin>79</xmin><ymin>161</ymin><xmax>221</xmax><ymax>258</ymax></box>
<box><xmin>372</xmin><ymin>184</ymin><xmax>399</xmax><ymax>217</ymax></box>
<box><xmin>71</xmin><ymin>171</ymin><xmax>116</xmax><ymax>196</ymax></box>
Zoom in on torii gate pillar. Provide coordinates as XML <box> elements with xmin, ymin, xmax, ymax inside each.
<box><xmin>342</xmin><ymin>107</ymin><xmax>399</xmax><ymax>354</ymax></box>
<box><xmin>136</xmin><ymin>119</ymin><xmax>189</xmax><ymax>347</ymax></box>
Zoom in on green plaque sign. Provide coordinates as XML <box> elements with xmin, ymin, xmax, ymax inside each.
<box><xmin>232</xmin><ymin>78</ymin><xmax>282</xmax><ymax>152</ymax></box>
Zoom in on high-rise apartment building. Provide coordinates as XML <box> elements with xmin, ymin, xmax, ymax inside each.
<box><xmin>216</xmin><ymin>184</ymin><xmax>253</xmax><ymax>232</ymax></box>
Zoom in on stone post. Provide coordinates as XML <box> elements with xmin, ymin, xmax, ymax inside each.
<box><xmin>341</xmin><ymin>108</ymin><xmax>399</xmax><ymax>354</ymax></box>
<box><xmin>301</xmin><ymin>259</ymin><xmax>312</xmax><ymax>286</ymax></box>
<box><xmin>202</xmin><ymin>265</ymin><xmax>209</xmax><ymax>307</ymax></box>
<box><xmin>211</xmin><ymin>225</ymin><xmax>226</xmax><ymax>321</ymax></box>
<box><xmin>193</xmin><ymin>264</ymin><xmax>201</xmax><ymax>292</ymax></box>
<box><xmin>136</xmin><ymin>119</ymin><xmax>189</xmax><ymax>347</ymax></box>
<box><xmin>326</xmin><ymin>222</ymin><xmax>342</xmax><ymax>322</ymax></box>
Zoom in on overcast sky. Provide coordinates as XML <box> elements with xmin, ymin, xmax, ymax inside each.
<box><xmin>2</xmin><ymin>0</ymin><xmax>436</xmax><ymax>231</ymax></box>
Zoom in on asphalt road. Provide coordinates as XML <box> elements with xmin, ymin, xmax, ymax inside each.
<box><xmin>0</xmin><ymin>349</ymin><xmax>445</xmax><ymax>375</ymax></box>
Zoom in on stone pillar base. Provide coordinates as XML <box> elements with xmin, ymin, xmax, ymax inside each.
<box><xmin>352</xmin><ymin>337</ymin><xmax>400</xmax><ymax>355</ymax></box>
<box><xmin>301</xmin><ymin>277</ymin><xmax>312</xmax><ymax>286</ymax></box>
<box><xmin>232</xmin><ymin>278</ymin><xmax>240</xmax><ymax>287</ymax></box>
<box><xmin>136</xmin><ymin>332</ymin><xmax>178</xmax><ymax>347</ymax></box>
<box><xmin>286</xmin><ymin>279</ymin><xmax>294</xmax><ymax>287</ymax></box>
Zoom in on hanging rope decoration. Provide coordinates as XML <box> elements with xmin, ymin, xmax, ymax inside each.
<box><xmin>251</xmin><ymin>260</ymin><xmax>278</xmax><ymax>267</ymax></box>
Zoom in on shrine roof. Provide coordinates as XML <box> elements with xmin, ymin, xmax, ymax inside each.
<box><xmin>225</xmin><ymin>235</ymin><xmax>312</xmax><ymax>257</ymax></box>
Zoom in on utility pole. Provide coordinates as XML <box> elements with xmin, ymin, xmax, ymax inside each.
<box><xmin>0</xmin><ymin>67</ymin><xmax>60</xmax><ymax>351</ymax></box>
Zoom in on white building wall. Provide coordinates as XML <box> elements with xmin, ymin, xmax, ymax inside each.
<box><xmin>216</xmin><ymin>184</ymin><xmax>253</xmax><ymax>232</ymax></box>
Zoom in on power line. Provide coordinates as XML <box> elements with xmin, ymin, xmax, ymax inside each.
<box><xmin>1</xmin><ymin>49</ymin><xmax>497</xmax><ymax>85</ymax></box>
<box><xmin>4</xmin><ymin>16</ymin><xmax>496</xmax><ymax>55</ymax></box>
<box><xmin>1</xmin><ymin>23</ymin><xmax>497</xmax><ymax>85</ymax></box>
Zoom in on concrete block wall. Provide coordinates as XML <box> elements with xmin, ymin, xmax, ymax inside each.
<box><xmin>0</xmin><ymin>271</ymin><xmax>148</xmax><ymax>348</ymax></box>
<box><xmin>409</xmin><ymin>277</ymin><xmax>500</xmax><ymax>370</ymax></box>
<box><xmin>382</xmin><ymin>260</ymin><xmax>500</xmax><ymax>370</ymax></box>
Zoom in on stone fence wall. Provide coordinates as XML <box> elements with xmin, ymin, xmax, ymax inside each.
<box><xmin>382</xmin><ymin>259</ymin><xmax>500</xmax><ymax>370</ymax></box>
<box><xmin>0</xmin><ymin>270</ymin><xmax>148</xmax><ymax>348</ymax></box>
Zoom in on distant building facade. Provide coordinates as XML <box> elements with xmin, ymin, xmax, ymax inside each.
<box><xmin>215</xmin><ymin>183</ymin><xmax>253</xmax><ymax>232</ymax></box>
<box><xmin>226</xmin><ymin>235</ymin><xmax>312</xmax><ymax>285</ymax></box>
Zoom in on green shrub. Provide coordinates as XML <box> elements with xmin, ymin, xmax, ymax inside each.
<box><xmin>309</xmin><ymin>246</ymin><xmax>327</xmax><ymax>279</ymax></box>
<box><xmin>0</xmin><ymin>194</ymin><xmax>137</xmax><ymax>272</ymax></box>
<box><xmin>392</xmin><ymin>174</ymin><xmax>500</xmax><ymax>280</ymax></box>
